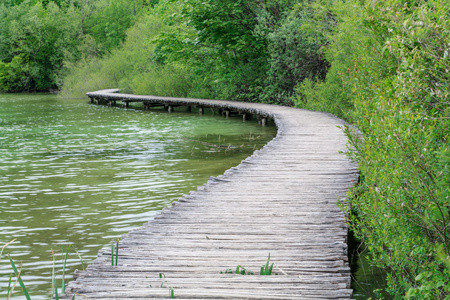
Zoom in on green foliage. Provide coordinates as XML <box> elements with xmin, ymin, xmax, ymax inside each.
<box><xmin>60</xmin><ymin>12</ymin><xmax>180</xmax><ymax>98</ymax></box>
<box><xmin>0</xmin><ymin>1</ymin><xmax>83</xmax><ymax>91</ymax></box>
<box><xmin>293</xmin><ymin>0</ymin><xmax>371</xmax><ymax>120</ymax></box>
<box><xmin>0</xmin><ymin>0</ymin><xmax>150</xmax><ymax>92</ymax></box>
<box><xmin>166</xmin><ymin>0</ymin><xmax>270</xmax><ymax>101</ymax></box>
<box><xmin>141</xmin><ymin>0</ymin><xmax>330</xmax><ymax>103</ymax></box>
<box><xmin>265</xmin><ymin>1</ymin><xmax>331</xmax><ymax>104</ymax></box>
<box><xmin>302</xmin><ymin>0</ymin><xmax>450</xmax><ymax>297</ymax></box>
<box><xmin>60</xmin><ymin>0</ymin><xmax>332</xmax><ymax>102</ymax></box>
<box><xmin>84</xmin><ymin>0</ymin><xmax>149</xmax><ymax>55</ymax></box>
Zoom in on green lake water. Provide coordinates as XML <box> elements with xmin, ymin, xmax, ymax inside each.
<box><xmin>0</xmin><ymin>94</ymin><xmax>276</xmax><ymax>299</ymax></box>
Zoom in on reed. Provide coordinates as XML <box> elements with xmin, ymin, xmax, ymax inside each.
<box><xmin>51</xmin><ymin>249</ymin><xmax>61</xmax><ymax>300</ymax></box>
<box><xmin>62</xmin><ymin>245</ymin><xmax>71</xmax><ymax>294</ymax></box>
<box><xmin>1</xmin><ymin>239</ymin><xmax>16</xmax><ymax>263</ymax></box>
<box><xmin>111</xmin><ymin>239</ymin><xmax>119</xmax><ymax>266</ymax></box>
<box><xmin>9</xmin><ymin>258</ymin><xmax>31</xmax><ymax>300</ymax></box>
<box><xmin>7</xmin><ymin>264</ymin><xmax>18</xmax><ymax>299</ymax></box>
<box><xmin>3</xmin><ymin>241</ymin><xmax>77</xmax><ymax>299</ymax></box>
<box><xmin>7</xmin><ymin>272</ymin><xmax>13</xmax><ymax>299</ymax></box>
<box><xmin>75</xmin><ymin>248</ymin><xmax>86</xmax><ymax>271</ymax></box>
<box><xmin>236</xmin><ymin>265</ymin><xmax>254</xmax><ymax>275</ymax></box>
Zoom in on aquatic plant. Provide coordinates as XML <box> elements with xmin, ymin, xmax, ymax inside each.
<box><xmin>2</xmin><ymin>241</ymin><xmax>76</xmax><ymax>299</ymax></box>
<box><xmin>111</xmin><ymin>239</ymin><xmax>119</xmax><ymax>266</ymax></box>
<box><xmin>62</xmin><ymin>245</ymin><xmax>71</xmax><ymax>294</ymax></box>
<box><xmin>9</xmin><ymin>258</ymin><xmax>31</xmax><ymax>300</ymax></box>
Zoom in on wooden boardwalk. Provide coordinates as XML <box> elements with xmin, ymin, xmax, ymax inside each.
<box><xmin>64</xmin><ymin>90</ymin><xmax>359</xmax><ymax>299</ymax></box>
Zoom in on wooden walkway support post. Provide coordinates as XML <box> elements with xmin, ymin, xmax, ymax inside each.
<box><xmin>261</xmin><ymin>117</ymin><xmax>267</xmax><ymax>126</ymax></box>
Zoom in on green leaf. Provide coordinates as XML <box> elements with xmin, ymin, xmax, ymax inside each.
<box><xmin>62</xmin><ymin>245</ymin><xmax>71</xmax><ymax>294</ymax></box>
<box><xmin>9</xmin><ymin>257</ymin><xmax>31</xmax><ymax>300</ymax></box>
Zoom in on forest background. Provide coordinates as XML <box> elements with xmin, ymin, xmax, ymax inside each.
<box><xmin>0</xmin><ymin>0</ymin><xmax>449</xmax><ymax>298</ymax></box>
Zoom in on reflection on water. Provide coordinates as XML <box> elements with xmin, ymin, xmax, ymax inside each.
<box><xmin>0</xmin><ymin>94</ymin><xmax>276</xmax><ymax>299</ymax></box>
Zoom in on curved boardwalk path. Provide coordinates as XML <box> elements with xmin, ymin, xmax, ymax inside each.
<box><xmin>65</xmin><ymin>90</ymin><xmax>359</xmax><ymax>299</ymax></box>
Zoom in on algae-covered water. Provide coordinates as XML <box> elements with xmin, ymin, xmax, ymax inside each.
<box><xmin>0</xmin><ymin>94</ymin><xmax>276</xmax><ymax>299</ymax></box>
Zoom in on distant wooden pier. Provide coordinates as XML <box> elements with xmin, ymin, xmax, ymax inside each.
<box><xmin>65</xmin><ymin>90</ymin><xmax>359</xmax><ymax>299</ymax></box>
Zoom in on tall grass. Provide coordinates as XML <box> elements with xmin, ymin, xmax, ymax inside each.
<box><xmin>2</xmin><ymin>240</ymin><xmax>76</xmax><ymax>299</ymax></box>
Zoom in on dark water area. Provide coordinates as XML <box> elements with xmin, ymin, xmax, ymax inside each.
<box><xmin>0</xmin><ymin>94</ymin><xmax>276</xmax><ymax>299</ymax></box>
<box><xmin>348</xmin><ymin>232</ymin><xmax>388</xmax><ymax>300</ymax></box>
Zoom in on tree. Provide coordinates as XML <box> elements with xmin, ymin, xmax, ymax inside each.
<box><xmin>0</xmin><ymin>1</ymin><xmax>84</xmax><ymax>91</ymax></box>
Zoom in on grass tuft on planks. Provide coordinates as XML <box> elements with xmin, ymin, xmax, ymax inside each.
<box><xmin>159</xmin><ymin>273</ymin><xmax>175</xmax><ymax>298</ymax></box>
<box><xmin>220</xmin><ymin>265</ymin><xmax>254</xmax><ymax>275</ymax></box>
<box><xmin>260</xmin><ymin>253</ymin><xmax>274</xmax><ymax>275</ymax></box>
<box><xmin>220</xmin><ymin>253</ymin><xmax>279</xmax><ymax>276</ymax></box>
